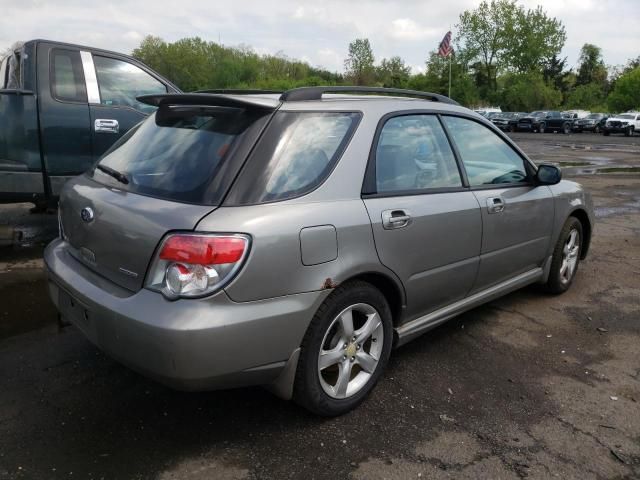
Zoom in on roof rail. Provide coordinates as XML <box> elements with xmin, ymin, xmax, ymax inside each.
<box><xmin>279</xmin><ymin>86</ymin><xmax>459</xmax><ymax>105</ymax></box>
<box><xmin>195</xmin><ymin>89</ymin><xmax>283</xmax><ymax>95</ymax></box>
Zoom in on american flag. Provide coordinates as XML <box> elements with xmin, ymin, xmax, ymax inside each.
<box><xmin>438</xmin><ymin>31</ymin><xmax>453</xmax><ymax>57</ymax></box>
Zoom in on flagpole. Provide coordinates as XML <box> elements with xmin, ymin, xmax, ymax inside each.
<box><xmin>448</xmin><ymin>53</ymin><xmax>452</xmax><ymax>98</ymax></box>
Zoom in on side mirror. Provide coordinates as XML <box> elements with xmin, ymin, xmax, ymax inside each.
<box><xmin>545</xmin><ymin>115</ymin><xmax>551</xmax><ymax>119</ymax></box>
<box><xmin>536</xmin><ymin>164</ymin><xmax>562</xmax><ymax>185</ymax></box>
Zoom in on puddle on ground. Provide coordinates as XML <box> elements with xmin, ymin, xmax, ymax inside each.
<box><xmin>596</xmin><ymin>167</ymin><xmax>640</xmax><ymax>174</ymax></box>
<box><xmin>594</xmin><ymin>196</ymin><xmax>640</xmax><ymax>218</ymax></box>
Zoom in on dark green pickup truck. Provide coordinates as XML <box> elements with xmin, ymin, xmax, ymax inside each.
<box><xmin>0</xmin><ymin>39</ymin><xmax>179</xmax><ymax>207</ymax></box>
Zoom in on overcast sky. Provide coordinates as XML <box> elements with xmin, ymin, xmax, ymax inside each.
<box><xmin>1</xmin><ymin>0</ymin><xmax>638</xmax><ymax>74</ymax></box>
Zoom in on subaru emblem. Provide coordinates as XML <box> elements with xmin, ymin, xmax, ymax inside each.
<box><xmin>80</xmin><ymin>207</ymin><xmax>94</xmax><ymax>223</ymax></box>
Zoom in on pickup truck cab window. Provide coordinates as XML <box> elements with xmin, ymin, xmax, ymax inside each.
<box><xmin>442</xmin><ymin>116</ymin><xmax>528</xmax><ymax>186</ymax></box>
<box><xmin>375</xmin><ymin>114</ymin><xmax>462</xmax><ymax>193</ymax></box>
<box><xmin>51</xmin><ymin>49</ymin><xmax>87</xmax><ymax>103</ymax></box>
<box><xmin>93</xmin><ymin>56</ymin><xmax>167</xmax><ymax>114</ymax></box>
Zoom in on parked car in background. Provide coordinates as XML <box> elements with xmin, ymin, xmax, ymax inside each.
<box><xmin>517</xmin><ymin>111</ymin><xmax>547</xmax><ymax>132</ymax></box>
<box><xmin>0</xmin><ymin>39</ymin><xmax>180</xmax><ymax>208</ymax></box>
<box><xmin>45</xmin><ymin>86</ymin><xmax>593</xmax><ymax>416</ymax></box>
<box><xmin>474</xmin><ymin>107</ymin><xmax>502</xmax><ymax>117</ymax></box>
<box><xmin>603</xmin><ymin>112</ymin><xmax>640</xmax><ymax>136</ymax></box>
<box><xmin>491</xmin><ymin>112</ymin><xmax>528</xmax><ymax>132</ymax></box>
<box><xmin>539</xmin><ymin>111</ymin><xmax>574</xmax><ymax>134</ymax></box>
<box><xmin>573</xmin><ymin>113</ymin><xmax>609</xmax><ymax>134</ymax></box>
<box><xmin>562</xmin><ymin>110</ymin><xmax>590</xmax><ymax>120</ymax></box>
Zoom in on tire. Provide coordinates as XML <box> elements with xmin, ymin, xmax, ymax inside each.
<box><xmin>545</xmin><ymin>217</ymin><xmax>583</xmax><ymax>294</ymax></box>
<box><xmin>625</xmin><ymin>126</ymin><xmax>633</xmax><ymax>137</ymax></box>
<box><xmin>293</xmin><ymin>281</ymin><xmax>393</xmax><ymax>416</ymax></box>
<box><xmin>594</xmin><ymin>125</ymin><xmax>600</xmax><ymax>134</ymax></box>
<box><xmin>538</xmin><ymin>122</ymin><xmax>546</xmax><ymax>133</ymax></box>
<box><xmin>509</xmin><ymin>124</ymin><xmax>516</xmax><ymax>133</ymax></box>
<box><xmin>563</xmin><ymin>123</ymin><xmax>571</xmax><ymax>134</ymax></box>
<box><xmin>603</xmin><ymin>131</ymin><xmax>610</xmax><ymax>136</ymax></box>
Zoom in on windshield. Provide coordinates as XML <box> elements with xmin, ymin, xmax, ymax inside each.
<box><xmin>91</xmin><ymin>105</ymin><xmax>269</xmax><ymax>204</ymax></box>
<box><xmin>586</xmin><ymin>114</ymin><xmax>602</xmax><ymax>119</ymax></box>
<box><xmin>618</xmin><ymin>114</ymin><xmax>635</xmax><ymax>119</ymax></box>
<box><xmin>530</xmin><ymin>111</ymin><xmax>545</xmax><ymax>117</ymax></box>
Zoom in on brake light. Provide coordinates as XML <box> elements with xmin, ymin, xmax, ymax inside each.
<box><xmin>146</xmin><ymin>233</ymin><xmax>250</xmax><ymax>299</ymax></box>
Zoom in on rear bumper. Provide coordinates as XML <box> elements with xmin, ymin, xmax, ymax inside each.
<box><xmin>44</xmin><ymin>238</ymin><xmax>328</xmax><ymax>391</ymax></box>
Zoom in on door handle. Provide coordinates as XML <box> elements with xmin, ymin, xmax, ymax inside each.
<box><xmin>382</xmin><ymin>209</ymin><xmax>412</xmax><ymax>229</ymax></box>
<box><xmin>94</xmin><ymin>119</ymin><xmax>119</xmax><ymax>134</ymax></box>
<box><xmin>486</xmin><ymin>196</ymin><xmax>505</xmax><ymax>214</ymax></box>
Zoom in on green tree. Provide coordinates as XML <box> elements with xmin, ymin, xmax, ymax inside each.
<box><xmin>566</xmin><ymin>83</ymin><xmax>606</xmax><ymax>110</ymax></box>
<box><xmin>344</xmin><ymin>38</ymin><xmax>376</xmax><ymax>85</ymax></box>
<box><xmin>501</xmin><ymin>72</ymin><xmax>561</xmax><ymax>111</ymax></box>
<box><xmin>457</xmin><ymin>0</ymin><xmax>518</xmax><ymax>91</ymax></box>
<box><xmin>576</xmin><ymin>44</ymin><xmax>607</xmax><ymax>86</ymax></box>
<box><xmin>508</xmin><ymin>5</ymin><xmax>566</xmax><ymax>73</ymax></box>
<box><xmin>607</xmin><ymin>67</ymin><xmax>640</xmax><ymax>112</ymax></box>
<box><xmin>377</xmin><ymin>56</ymin><xmax>411</xmax><ymax>88</ymax></box>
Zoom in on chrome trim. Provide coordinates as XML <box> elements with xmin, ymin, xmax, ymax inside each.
<box><xmin>80</xmin><ymin>51</ymin><xmax>100</xmax><ymax>104</ymax></box>
<box><xmin>395</xmin><ymin>268</ymin><xmax>543</xmax><ymax>346</ymax></box>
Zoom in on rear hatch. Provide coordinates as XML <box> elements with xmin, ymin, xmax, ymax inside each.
<box><xmin>59</xmin><ymin>94</ymin><xmax>278</xmax><ymax>292</ymax></box>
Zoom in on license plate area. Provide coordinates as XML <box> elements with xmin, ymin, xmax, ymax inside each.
<box><xmin>58</xmin><ymin>289</ymin><xmax>93</xmax><ymax>335</ymax></box>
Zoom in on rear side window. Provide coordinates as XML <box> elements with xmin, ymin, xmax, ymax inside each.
<box><xmin>51</xmin><ymin>49</ymin><xmax>87</xmax><ymax>102</ymax></box>
<box><xmin>228</xmin><ymin>112</ymin><xmax>360</xmax><ymax>204</ymax></box>
<box><xmin>443</xmin><ymin>116</ymin><xmax>528</xmax><ymax>186</ymax></box>
<box><xmin>93</xmin><ymin>56</ymin><xmax>167</xmax><ymax>114</ymax></box>
<box><xmin>92</xmin><ymin>106</ymin><xmax>269</xmax><ymax>204</ymax></box>
<box><xmin>374</xmin><ymin>115</ymin><xmax>462</xmax><ymax>193</ymax></box>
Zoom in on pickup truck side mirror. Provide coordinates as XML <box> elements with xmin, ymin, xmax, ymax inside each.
<box><xmin>545</xmin><ymin>115</ymin><xmax>552</xmax><ymax>119</ymax></box>
<box><xmin>536</xmin><ymin>164</ymin><xmax>562</xmax><ymax>185</ymax></box>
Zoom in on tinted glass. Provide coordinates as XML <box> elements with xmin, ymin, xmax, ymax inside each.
<box><xmin>229</xmin><ymin>112</ymin><xmax>360</xmax><ymax>204</ymax></box>
<box><xmin>92</xmin><ymin>106</ymin><xmax>267</xmax><ymax>204</ymax></box>
<box><xmin>51</xmin><ymin>49</ymin><xmax>87</xmax><ymax>102</ymax></box>
<box><xmin>443</xmin><ymin>116</ymin><xmax>528</xmax><ymax>186</ymax></box>
<box><xmin>618</xmin><ymin>114</ymin><xmax>634</xmax><ymax>119</ymax></box>
<box><xmin>375</xmin><ymin>115</ymin><xmax>461</xmax><ymax>193</ymax></box>
<box><xmin>93</xmin><ymin>56</ymin><xmax>166</xmax><ymax>113</ymax></box>
<box><xmin>586</xmin><ymin>114</ymin><xmax>602</xmax><ymax>119</ymax></box>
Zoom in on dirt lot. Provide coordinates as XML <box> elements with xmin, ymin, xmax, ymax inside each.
<box><xmin>0</xmin><ymin>132</ymin><xmax>639</xmax><ymax>479</ymax></box>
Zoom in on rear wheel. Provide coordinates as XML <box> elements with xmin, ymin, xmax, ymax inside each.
<box><xmin>563</xmin><ymin>123</ymin><xmax>571</xmax><ymax>134</ymax></box>
<box><xmin>538</xmin><ymin>122</ymin><xmax>546</xmax><ymax>133</ymax></box>
<box><xmin>625</xmin><ymin>126</ymin><xmax>633</xmax><ymax>137</ymax></box>
<box><xmin>545</xmin><ymin>217</ymin><xmax>583</xmax><ymax>294</ymax></box>
<box><xmin>293</xmin><ymin>281</ymin><xmax>393</xmax><ymax>416</ymax></box>
<box><xmin>603</xmin><ymin>130</ymin><xmax>610</xmax><ymax>136</ymax></box>
<box><xmin>594</xmin><ymin>125</ymin><xmax>600</xmax><ymax>134</ymax></box>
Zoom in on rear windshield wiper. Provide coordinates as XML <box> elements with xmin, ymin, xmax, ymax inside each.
<box><xmin>96</xmin><ymin>164</ymin><xmax>129</xmax><ymax>185</ymax></box>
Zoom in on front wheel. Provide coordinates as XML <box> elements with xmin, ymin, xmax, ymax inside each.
<box><xmin>545</xmin><ymin>217</ymin><xmax>583</xmax><ymax>294</ymax></box>
<box><xmin>293</xmin><ymin>281</ymin><xmax>393</xmax><ymax>416</ymax></box>
<box><xmin>538</xmin><ymin>122</ymin><xmax>546</xmax><ymax>133</ymax></box>
<box><xmin>563</xmin><ymin>123</ymin><xmax>571</xmax><ymax>134</ymax></box>
<box><xmin>625</xmin><ymin>126</ymin><xmax>633</xmax><ymax>137</ymax></box>
<box><xmin>603</xmin><ymin>130</ymin><xmax>610</xmax><ymax>136</ymax></box>
<box><xmin>594</xmin><ymin>125</ymin><xmax>600</xmax><ymax>134</ymax></box>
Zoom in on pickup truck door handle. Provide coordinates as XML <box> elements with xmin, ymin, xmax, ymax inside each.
<box><xmin>94</xmin><ymin>119</ymin><xmax>119</xmax><ymax>134</ymax></box>
<box><xmin>382</xmin><ymin>209</ymin><xmax>412</xmax><ymax>230</ymax></box>
<box><xmin>486</xmin><ymin>196</ymin><xmax>505</xmax><ymax>214</ymax></box>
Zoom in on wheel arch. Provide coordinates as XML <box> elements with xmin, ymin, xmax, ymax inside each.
<box><xmin>339</xmin><ymin>271</ymin><xmax>406</xmax><ymax>326</ymax></box>
<box><xmin>569</xmin><ymin>208</ymin><xmax>592</xmax><ymax>259</ymax></box>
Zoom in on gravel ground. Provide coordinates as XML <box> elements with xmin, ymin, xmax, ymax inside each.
<box><xmin>0</xmin><ymin>131</ymin><xmax>639</xmax><ymax>479</ymax></box>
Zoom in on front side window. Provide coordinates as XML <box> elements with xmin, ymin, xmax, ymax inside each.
<box><xmin>375</xmin><ymin>115</ymin><xmax>462</xmax><ymax>193</ymax></box>
<box><xmin>228</xmin><ymin>112</ymin><xmax>360</xmax><ymax>204</ymax></box>
<box><xmin>51</xmin><ymin>49</ymin><xmax>87</xmax><ymax>102</ymax></box>
<box><xmin>93</xmin><ymin>56</ymin><xmax>166</xmax><ymax>114</ymax></box>
<box><xmin>442</xmin><ymin>116</ymin><xmax>529</xmax><ymax>186</ymax></box>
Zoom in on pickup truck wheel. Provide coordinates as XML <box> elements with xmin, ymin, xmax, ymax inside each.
<box><xmin>293</xmin><ymin>281</ymin><xmax>393</xmax><ymax>416</ymax></box>
<box><xmin>563</xmin><ymin>123</ymin><xmax>571</xmax><ymax>134</ymax></box>
<box><xmin>603</xmin><ymin>130</ymin><xmax>610</xmax><ymax>136</ymax></box>
<box><xmin>545</xmin><ymin>217</ymin><xmax>583</xmax><ymax>294</ymax></box>
<box><xmin>538</xmin><ymin>122</ymin><xmax>546</xmax><ymax>133</ymax></box>
<box><xmin>594</xmin><ymin>125</ymin><xmax>600</xmax><ymax>134</ymax></box>
<box><xmin>509</xmin><ymin>124</ymin><xmax>516</xmax><ymax>132</ymax></box>
<box><xmin>625</xmin><ymin>126</ymin><xmax>633</xmax><ymax>137</ymax></box>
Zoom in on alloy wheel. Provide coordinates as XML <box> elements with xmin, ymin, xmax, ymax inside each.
<box><xmin>317</xmin><ymin>303</ymin><xmax>384</xmax><ymax>399</ymax></box>
<box><xmin>560</xmin><ymin>228</ymin><xmax>580</xmax><ymax>284</ymax></box>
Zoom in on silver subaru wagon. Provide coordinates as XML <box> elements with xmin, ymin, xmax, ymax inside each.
<box><xmin>45</xmin><ymin>87</ymin><xmax>593</xmax><ymax>416</ymax></box>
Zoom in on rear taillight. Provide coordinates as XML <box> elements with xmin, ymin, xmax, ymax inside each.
<box><xmin>145</xmin><ymin>233</ymin><xmax>250</xmax><ymax>300</ymax></box>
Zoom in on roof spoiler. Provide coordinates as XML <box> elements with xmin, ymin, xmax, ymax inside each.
<box><xmin>136</xmin><ymin>93</ymin><xmax>280</xmax><ymax>110</ymax></box>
